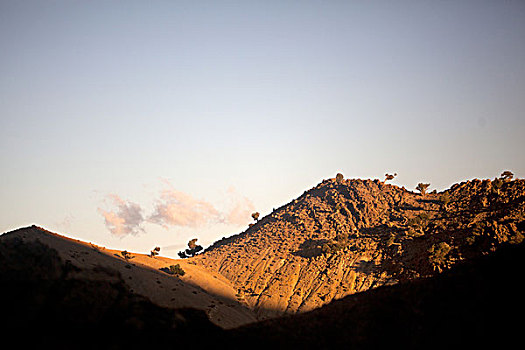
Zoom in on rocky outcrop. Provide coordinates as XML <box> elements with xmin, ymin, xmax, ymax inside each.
<box><xmin>194</xmin><ymin>177</ymin><xmax>525</xmax><ymax>320</ymax></box>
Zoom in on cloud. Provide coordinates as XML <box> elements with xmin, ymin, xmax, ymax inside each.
<box><xmin>98</xmin><ymin>194</ymin><xmax>145</xmax><ymax>236</ymax></box>
<box><xmin>98</xmin><ymin>182</ymin><xmax>256</xmax><ymax>235</ymax></box>
<box><xmin>149</xmin><ymin>187</ymin><xmax>221</xmax><ymax>228</ymax></box>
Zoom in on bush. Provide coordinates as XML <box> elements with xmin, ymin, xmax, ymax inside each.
<box><xmin>500</xmin><ymin>170</ymin><xmax>514</xmax><ymax>180</ymax></box>
<box><xmin>440</xmin><ymin>192</ymin><xmax>451</xmax><ymax>208</ymax></box>
<box><xmin>120</xmin><ymin>251</ymin><xmax>133</xmax><ymax>261</ymax></box>
<box><xmin>321</xmin><ymin>240</ymin><xmax>345</xmax><ymax>254</ymax></box>
<box><xmin>416</xmin><ymin>183</ymin><xmax>430</xmax><ymax>196</ymax></box>
<box><xmin>161</xmin><ymin>264</ymin><xmax>185</xmax><ymax>276</ymax></box>
<box><xmin>428</xmin><ymin>242</ymin><xmax>451</xmax><ymax>272</ymax></box>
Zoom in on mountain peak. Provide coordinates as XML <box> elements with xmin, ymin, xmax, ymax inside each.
<box><xmin>196</xmin><ymin>176</ymin><xmax>525</xmax><ymax>319</ymax></box>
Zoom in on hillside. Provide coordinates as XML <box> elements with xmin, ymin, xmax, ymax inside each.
<box><xmin>194</xmin><ymin>176</ymin><xmax>525</xmax><ymax>320</ymax></box>
<box><xmin>0</xmin><ymin>226</ymin><xmax>257</xmax><ymax>329</ymax></box>
<box><xmin>1</xmin><ymin>174</ymin><xmax>523</xmax><ymax>340</ymax></box>
<box><xmin>226</xmin><ymin>239</ymin><xmax>525</xmax><ymax>349</ymax></box>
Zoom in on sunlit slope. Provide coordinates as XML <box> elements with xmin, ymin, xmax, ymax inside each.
<box><xmin>0</xmin><ymin>226</ymin><xmax>257</xmax><ymax>329</ymax></box>
<box><xmin>194</xmin><ymin>177</ymin><xmax>525</xmax><ymax>320</ymax></box>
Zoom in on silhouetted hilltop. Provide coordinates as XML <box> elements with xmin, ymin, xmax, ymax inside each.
<box><xmin>0</xmin><ymin>231</ymin><xmax>221</xmax><ymax>349</ymax></box>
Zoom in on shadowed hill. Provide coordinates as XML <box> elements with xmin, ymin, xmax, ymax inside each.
<box><xmin>194</xmin><ymin>176</ymin><xmax>525</xmax><ymax>320</ymax></box>
<box><xmin>0</xmin><ymin>226</ymin><xmax>257</xmax><ymax>329</ymax></box>
<box><xmin>0</xmin><ymin>234</ymin><xmax>222</xmax><ymax>349</ymax></box>
<box><xmin>226</xmin><ymin>240</ymin><xmax>525</xmax><ymax>349</ymax></box>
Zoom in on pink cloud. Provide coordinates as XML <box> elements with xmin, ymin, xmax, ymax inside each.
<box><xmin>98</xmin><ymin>182</ymin><xmax>256</xmax><ymax>235</ymax></box>
<box><xmin>98</xmin><ymin>194</ymin><xmax>145</xmax><ymax>236</ymax></box>
<box><xmin>149</xmin><ymin>188</ymin><xmax>221</xmax><ymax>228</ymax></box>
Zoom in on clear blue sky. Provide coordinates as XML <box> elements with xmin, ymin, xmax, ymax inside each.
<box><xmin>1</xmin><ymin>1</ymin><xmax>524</xmax><ymax>256</ymax></box>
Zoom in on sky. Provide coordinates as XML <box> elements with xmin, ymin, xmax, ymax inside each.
<box><xmin>1</xmin><ymin>1</ymin><xmax>524</xmax><ymax>257</ymax></box>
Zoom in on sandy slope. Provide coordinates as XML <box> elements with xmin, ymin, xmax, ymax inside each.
<box><xmin>0</xmin><ymin>226</ymin><xmax>257</xmax><ymax>329</ymax></box>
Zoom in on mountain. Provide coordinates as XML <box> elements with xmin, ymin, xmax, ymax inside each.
<box><xmin>227</xmin><ymin>239</ymin><xmax>525</xmax><ymax>349</ymax></box>
<box><xmin>193</xmin><ymin>176</ymin><xmax>525</xmax><ymax>320</ymax></box>
<box><xmin>1</xmin><ymin>174</ymin><xmax>524</xmax><ymax>348</ymax></box>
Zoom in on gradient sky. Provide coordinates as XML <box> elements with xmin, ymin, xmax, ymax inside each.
<box><xmin>1</xmin><ymin>1</ymin><xmax>524</xmax><ymax>257</ymax></box>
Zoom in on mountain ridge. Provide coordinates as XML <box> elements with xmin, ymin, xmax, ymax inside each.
<box><xmin>194</xmin><ymin>176</ymin><xmax>525</xmax><ymax>319</ymax></box>
<box><xmin>1</xmin><ymin>174</ymin><xmax>523</xmax><ymax>341</ymax></box>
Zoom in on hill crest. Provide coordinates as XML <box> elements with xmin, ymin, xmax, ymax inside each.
<box><xmin>194</xmin><ymin>176</ymin><xmax>525</xmax><ymax>319</ymax></box>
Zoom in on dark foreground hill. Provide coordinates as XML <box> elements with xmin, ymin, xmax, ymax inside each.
<box><xmin>2</xmin><ymin>228</ymin><xmax>523</xmax><ymax>349</ymax></box>
<box><xmin>226</xmin><ymin>240</ymin><xmax>525</xmax><ymax>349</ymax></box>
<box><xmin>0</xmin><ymin>235</ymin><xmax>222</xmax><ymax>349</ymax></box>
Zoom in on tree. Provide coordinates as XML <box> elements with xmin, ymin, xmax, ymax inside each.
<box><xmin>501</xmin><ymin>170</ymin><xmax>514</xmax><ymax>180</ymax></box>
<box><xmin>120</xmin><ymin>250</ymin><xmax>133</xmax><ymax>261</ymax></box>
<box><xmin>188</xmin><ymin>239</ymin><xmax>198</xmax><ymax>249</ymax></box>
<box><xmin>416</xmin><ymin>183</ymin><xmax>430</xmax><ymax>196</ymax></box>
<box><xmin>336</xmin><ymin>173</ymin><xmax>344</xmax><ymax>184</ymax></box>
<box><xmin>251</xmin><ymin>212</ymin><xmax>260</xmax><ymax>222</ymax></box>
<box><xmin>150</xmin><ymin>246</ymin><xmax>160</xmax><ymax>258</ymax></box>
<box><xmin>384</xmin><ymin>173</ymin><xmax>397</xmax><ymax>182</ymax></box>
<box><xmin>178</xmin><ymin>238</ymin><xmax>203</xmax><ymax>258</ymax></box>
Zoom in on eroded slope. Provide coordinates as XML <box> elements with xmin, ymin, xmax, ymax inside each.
<box><xmin>194</xmin><ymin>177</ymin><xmax>525</xmax><ymax>320</ymax></box>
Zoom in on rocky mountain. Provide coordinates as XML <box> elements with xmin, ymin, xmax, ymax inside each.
<box><xmin>226</xmin><ymin>238</ymin><xmax>525</xmax><ymax>349</ymax></box>
<box><xmin>193</xmin><ymin>176</ymin><xmax>525</xmax><ymax>320</ymax></box>
<box><xmin>1</xmin><ymin>174</ymin><xmax>523</xmax><ymax>348</ymax></box>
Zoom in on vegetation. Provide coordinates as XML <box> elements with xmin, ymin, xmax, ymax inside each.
<box><xmin>150</xmin><ymin>246</ymin><xmax>160</xmax><ymax>258</ymax></box>
<box><xmin>407</xmin><ymin>212</ymin><xmax>431</xmax><ymax>229</ymax></box>
<box><xmin>252</xmin><ymin>212</ymin><xmax>260</xmax><ymax>222</ymax></box>
<box><xmin>500</xmin><ymin>170</ymin><xmax>514</xmax><ymax>180</ymax></box>
<box><xmin>428</xmin><ymin>242</ymin><xmax>451</xmax><ymax>272</ymax></box>
<box><xmin>161</xmin><ymin>264</ymin><xmax>185</xmax><ymax>276</ymax></box>
<box><xmin>416</xmin><ymin>183</ymin><xmax>430</xmax><ymax>196</ymax></box>
<box><xmin>178</xmin><ymin>239</ymin><xmax>203</xmax><ymax>258</ymax></box>
<box><xmin>384</xmin><ymin>173</ymin><xmax>397</xmax><ymax>182</ymax></box>
<box><xmin>492</xmin><ymin>178</ymin><xmax>504</xmax><ymax>195</ymax></box>
<box><xmin>440</xmin><ymin>192</ymin><xmax>451</xmax><ymax>209</ymax></box>
<box><xmin>321</xmin><ymin>240</ymin><xmax>345</xmax><ymax>255</ymax></box>
<box><xmin>120</xmin><ymin>250</ymin><xmax>133</xmax><ymax>261</ymax></box>
<box><xmin>336</xmin><ymin>173</ymin><xmax>344</xmax><ymax>184</ymax></box>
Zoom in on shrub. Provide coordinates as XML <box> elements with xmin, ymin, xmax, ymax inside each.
<box><xmin>491</xmin><ymin>178</ymin><xmax>504</xmax><ymax>195</ymax></box>
<box><xmin>384</xmin><ymin>173</ymin><xmax>397</xmax><ymax>182</ymax></box>
<box><xmin>120</xmin><ymin>250</ymin><xmax>133</xmax><ymax>261</ymax></box>
<box><xmin>416</xmin><ymin>183</ymin><xmax>430</xmax><ymax>196</ymax></box>
<box><xmin>440</xmin><ymin>192</ymin><xmax>451</xmax><ymax>208</ymax></box>
<box><xmin>336</xmin><ymin>173</ymin><xmax>344</xmax><ymax>184</ymax></box>
<box><xmin>161</xmin><ymin>264</ymin><xmax>185</xmax><ymax>276</ymax></box>
<box><xmin>407</xmin><ymin>212</ymin><xmax>431</xmax><ymax>229</ymax></box>
<box><xmin>500</xmin><ymin>170</ymin><xmax>514</xmax><ymax>180</ymax></box>
<box><xmin>321</xmin><ymin>240</ymin><xmax>345</xmax><ymax>254</ymax></box>
<box><xmin>428</xmin><ymin>242</ymin><xmax>451</xmax><ymax>272</ymax></box>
